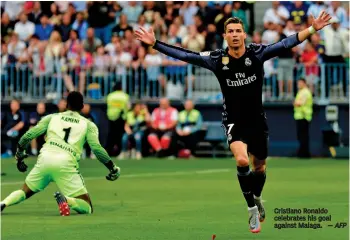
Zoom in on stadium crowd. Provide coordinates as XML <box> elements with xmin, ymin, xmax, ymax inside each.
<box><xmin>1</xmin><ymin>1</ymin><xmax>349</xmax><ymax>100</ymax></box>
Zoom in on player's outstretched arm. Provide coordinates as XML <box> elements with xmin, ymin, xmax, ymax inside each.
<box><xmin>17</xmin><ymin>115</ymin><xmax>52</xmax><ymax>151</ymax></box>
<box><xmin>86</xmin><ymin>122</ymin><xmax>120</xmax><ymax>181</ymax></box>
<box><xmin>134</xmin><ymin>27</ymin><xmax>216</xmax><ymax>71</ymax></box>
<box><xmin>258</xmin><ymin>10</ymin><xmax>332</xmax><ymax>62</ymax></box>
<box><xmin>15</xmin><ymin>115</ymin><xmax>53</xmax><ymax>172</ymax></box>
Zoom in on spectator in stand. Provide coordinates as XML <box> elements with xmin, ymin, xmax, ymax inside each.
<box><xmin>262</xmin><ymin>23</ymin><xmax>279</xmax><ymax>45</ymax></box>
<box><xmin>67</xmin><ymin>42</ymin><xmax>93</xmax><ymax>94</ymax></box>
<box><xmin>310</xmin><ymin>33</ymin><xmax>326</xmax><ymax>62</ymax></box>
<box><xmin>276</xmin><ymin>24</ymin><xmax>295</xmax><ymax>99</ymax></box>
<box><xmin>7</xmin><ymin>33</ymin><xmax>26</xmax><ymax>63</ymax></box>
<box><xmin>133</xmin><ymin>14</ymin><xmax>151</xmax><ymax>32</ymax></box>
<box><xmin>45</xmin><ymin>31</ymin><xmax>64</xmax><ymax>59</ymax></box>
<box><xmin>232</xmin><ymin>1</ymin><xmax>248</xmax><ymax>32</ymax></box>
<box><xmin>82</xmin><ymin>28</ymin><xmax>102</xmax><ymax>54</ymax></box>
<box><xmin>323</xmin><ymin>17</ymin><xmax>349</xmax><ymax>96</ymax></box>
<box><xmin>87</xmin><ymin>2</ymin><xmax>114</xmax><ymax>45</ymax></box>
<box><xmin>123</xmin><ymin>29</ymin><xmax>140</xmax><ymax>59</ymax></box>
<box><xmin>29</xmin><ymin>102</ymin><xmax>47</xmax><ymax>155</ymax></box>
<box><xmin>111</xmin><ymin>41</ymin><xmax>133</xmax><ymax>82</ymax></box>
<box><xmin>104</xmin><ymin>35</ymin><xmax>120</xmax><ymax>56</ymax></box>
<box><xmin>1</xmin><ymin>99</ymin><xmax>26</xmax><ymax>158</ymax></box>
<box><xmin>48</xmin><ymin>2</ymin><xmax>62</xmax><ymax>26</ymax></box>
<box><xmin>176</xmin><ymin>99</ymin><xmax>203</xmax><ymax>157</ymax></box>
<box><xmin>284</xmin><ymin>20</ymin><xmax>297</xmax><ymax>36</ymax></box>
<box><xmin>204</xmin><ymin>23</ymin><xmax>218</xmax><ymax>51</ymax></box>
<box><xmin>1</xmin><ymin>13</ymin><xmax>14</xmax><ymax>42</ymax></box>
<box><xmin>300</xmin><ymin>41</ymin><xmax>319</xmax><ymax>95</ymax></box>
<box><xmin>14</xmin><ymin>12</ymin><xmax>35</xmax><ymax>43</ymax></box>
<box><xmin>182</xmin><ymin>25</ymin><xmax>205</xmax><ymax>52</ymax></box>
<box><xmin>179</xmin><ymin>2</ymin><xmax>198</xmax><ymax>27</ymax></box>
<box><xmin>56</xmin><ymin>98</ymin><xmax>67</xmax><ymax>113</ymax></box>
<box><xmin>131</xmin><ymin>46</ymin><xmax>148</xmax><ymax>98</ymax></box>
<box><xmin>163</xmin><ymin>2</ymin><xmax>178</xmax><ymax>27</ymax></box>
<box><xmin>32</xmin><ymin>43</ymin><xmax>53</xmax><ymax>83</ymax></box>
<box><xmin>92</xmin><ymin>45</ymin><xmax>111</xmax><ymax>84</ymax></box>
<box><xmin>144</xmin><ymin>47</ymin><xmax>163</xmax><ymax>98</ymax></box>
<box><xmin>263</xmin><ymin>1</ymin><xmax>290</xmax><ymax>29</ymax></box>
<box><xmin>122</xmin><ymin>2</ymin><xmax>143</xmax><ymax>26</ymax></box>
<box><xmin>193</xmin><ymin>14</ymin><xmax>206</xmax><ymax>35</ymax></box>
<box><xmin>327</xmin><ymin>1</ymin><xmax>347</xmax><ymax>29</ymax></box>
<box><xmin>197</xmin><ymin>1</ymin><xmax>220</xmax><ymax>25</ymax></box>
<box><xmin>111</xmin><ymin>2</ymin><xmax>123</xmax><ymax>26</ymax></box>
<box><xmin>65</xmin><ymin>29</ymin><xmax>80</xmax><ymax>55</ymax></box>
<box><xmin>1</xmin><ymin>42</ymin><xmax>10</xmax><ymax>97</ymax></box>
<box><xmin>112</xmin><ymin>14</ymin><xmax>133</xmax><ymax>38</ymax></box>
<box><xmin>215</xmin><ymin>3</ymin><xmax>234</xmax><ymax>39</ymax></box>
<box><xmin>148</xmin><ymin>98</ymin><xmax>178</xmax><ymax>158</ymax></box>
<box><xmin>26</xmin><ymin>34</ymin><xmax>40</xmax><ymax>65</ymax></box>
<box><xmin>119</xmin><ymin>102</ymin><xmax>150</xmax><ymax>160</ymax></box>
<box><xmin>28</xmin><ymin>1</ymin><xmax>44</xmax><ymax>25</ymax></box>
<box><xmin>35</xmin><ymin>15</ymin><xmax>54</xmax><ymax>41</ymax></box>
<box><xmin>173</xmin><ymin>16</ymin><xmax>188</xmax><ymax>40</ymax></box>
<box><xmin>56</xmin><ymin>13</ymin><xmax>72</xmax><ymax>42</ymax></box>
<box><xmin>67</xmin><ymin>3</ymin><xmax>77</xmax><ymax>24</ymax></box>
<box><xmin>288</xmin><ymin>1</ymin><xmax>309</xmax><ymax>30</ymax></box>
<box><xmin>152</xmin><ymin>12</ymin><xmax>168</xmax><ymax>40</ymax></box>
<box><xmin>167</xmin><ymin>24</ymin><xmax>181</xmax><ymax>46</ymax></box>
<box><xmin>3</xmin><ymin>1</ymin><xmax>24</xmax><ymax>21</ymax></box>
<box><xmin>72</xmin><ymin>11</ymin><xmax>89</xmax><ymax>40</ymax></box>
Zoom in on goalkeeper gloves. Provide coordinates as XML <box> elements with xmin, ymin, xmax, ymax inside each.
<box><xmin>104</xmin><ymin>160</ymin><xmax>120</xmax><ymax>181</ymax></box>
<box><xmin>106</xmin><ymin>166</ymin><xmax>120</xmax><ymax>181</ymax></box>
<box><xmin>15</xmin><ymin>148</ymin><xmax>28</xmax><ymax>172</ymax></box>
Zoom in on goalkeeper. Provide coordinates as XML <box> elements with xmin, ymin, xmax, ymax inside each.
<box><xmin>1</xmin><ymin>92</ymin><xmax>120</xmax><ymax>216</ymax></box>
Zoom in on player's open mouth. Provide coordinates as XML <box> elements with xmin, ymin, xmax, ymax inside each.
<box><xmin>232</xmin><ymin>40</ymin><xmax>239</xmax><ymax>43</ymax></box>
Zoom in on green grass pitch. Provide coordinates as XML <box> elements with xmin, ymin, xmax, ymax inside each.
<box><xmin>1</xmin><ymin>157</ymin><xmax>349</xmax><ymax>240</ymax></box>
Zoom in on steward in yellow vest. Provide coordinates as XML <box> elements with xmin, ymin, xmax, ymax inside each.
<box><xmin>106</xmin><ymin>82</ymin><xmax>130</xmax><ymax>156</ymax></box>
<box><xmin>176</xmin><ymin>100</ymin><xmax>203</xmax><ymax>156</ymax></box>
<box><xmin>293</xmin><ymin>78</ymin><xmax>313</xmax><ymax>158</ymax></box>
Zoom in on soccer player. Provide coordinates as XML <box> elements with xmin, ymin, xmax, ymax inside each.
<box><xmin>135</xmin><ymin>11</ymin><xmax>332</xmax><ymax>233</ymax></box>
<box><xmin>1</xmin><ymin>92</ymin><xmax>120</xmax><ymax>216</ymax></box>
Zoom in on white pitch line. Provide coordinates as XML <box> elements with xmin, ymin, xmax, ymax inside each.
<box><xmin>0</xmin><ymin>168</ymin><xmax>232</xmax><ymax>186</ymax></box>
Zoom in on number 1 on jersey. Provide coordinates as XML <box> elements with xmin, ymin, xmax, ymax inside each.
<box><xmin>63</xmin><ymin>127</ymin><xmax>71</xmax><ymax>143</ymax></box>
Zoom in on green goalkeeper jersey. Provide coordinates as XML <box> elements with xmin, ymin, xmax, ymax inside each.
<box><xmin>18</xmin><ymin>110</ymin><xmax>111</xmax><ymax>167</ymax></box>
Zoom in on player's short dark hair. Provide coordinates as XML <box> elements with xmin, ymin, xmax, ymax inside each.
<box><xmin>224</xmin><ymin>17</ymin><xmax>245</xmax><ymax>32</ymax></box>
<box><xmin>67</xmin><ymin>91</ymin><xmax>84</xmax><ymax>111</ymax></box>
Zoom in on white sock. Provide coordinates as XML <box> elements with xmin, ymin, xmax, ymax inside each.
<box><xmin>248</xmin><ymin>206</ymin><xmax>258</xmax><ymax>211</ymax></box>
<box><xmin>31</xmin><ymin>148</ymin><xmax>38</xmax><ymax>155</ymax></box>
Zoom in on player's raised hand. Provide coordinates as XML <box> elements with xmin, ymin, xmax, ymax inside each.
<box><xmin>310</xmin><ymin>10</ymin><xmax>332</xmax><ymax>31</ymax></box>
<box><xmin>134</xmin><ymin>27</ymin><xmax>156</xmax><ymax>46</ymax></box>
